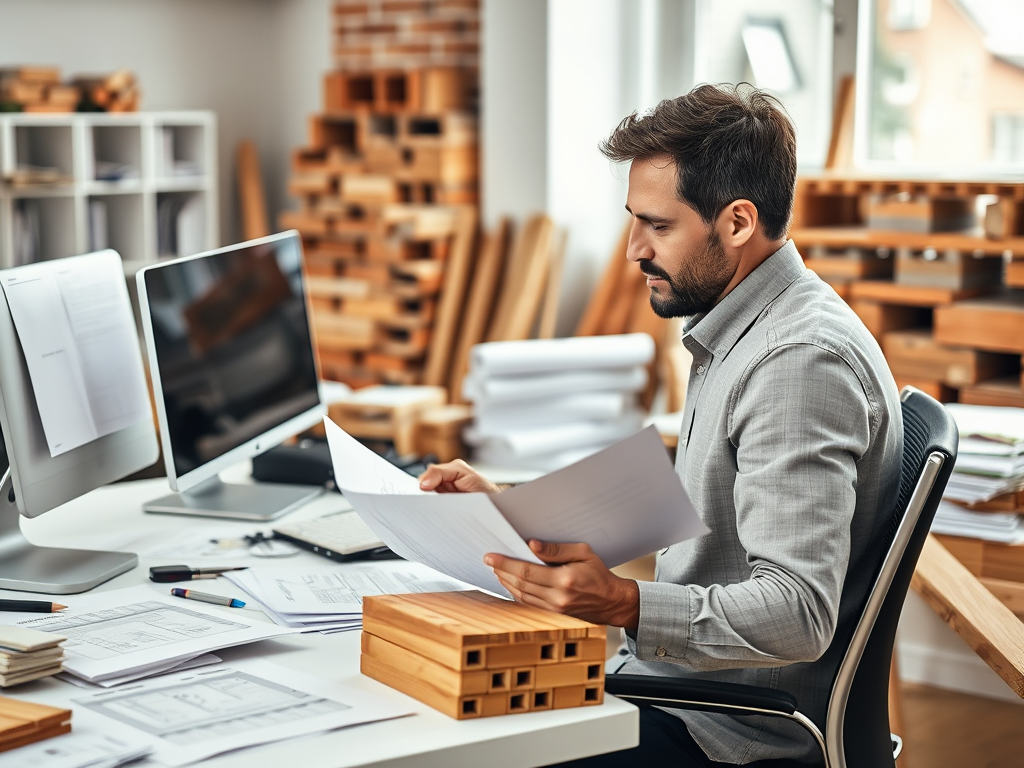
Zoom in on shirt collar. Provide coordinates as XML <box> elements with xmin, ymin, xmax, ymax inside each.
<box><xmin>682</xmin><ymin>240</ymin><xmax>805</xmax><ymax>358</ymax></box>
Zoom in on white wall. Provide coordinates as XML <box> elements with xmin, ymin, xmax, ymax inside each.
<box><xmin>0</xmin><ymin>0</ymin><xmax>331</xmax><ymax>246</ymax></box>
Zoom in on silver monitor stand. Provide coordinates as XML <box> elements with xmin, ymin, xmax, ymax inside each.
<box><xmin>0</xmin><ymin>469</ymin><xmax>137</xmax><ymax>594</ymax></box>
<box><xmin>142</xmin><ymin>475</ymin><xmax>323</xmax><ymax>521</ymax></box>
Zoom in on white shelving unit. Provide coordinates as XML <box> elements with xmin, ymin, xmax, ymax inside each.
<box><xmin>0</xmin><ymin>111</ymin><xmax>218</xmax><ymax>269</ymax></box>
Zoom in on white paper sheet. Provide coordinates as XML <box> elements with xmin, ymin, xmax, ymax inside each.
<box><xmin>0</xmin><ymin>249</ymin><xmax>151</xmax><ymax>456</ymax></box>
<box><xmin>58</xmin><ymin>653</ymin><xmax>223</xmax><ymax>690</ymax></box>
<box><xmin>324</xmin><ymin>419</ymin><xmax>709</xmax><ymax>595</ymax></box>
<box><xmin>68</xmin><ymin>658</ymin><xmax>414</xmax><ymax>767</ymax></box>
<box><xmin>474</xmin><ymin>392</ymin><xmax>633</xmax><ymax>435</ymax></box>
<box><xmin>0</xmin><ymin>729</ymin><xmax>152</xmax><ymax>768</ymax></box>
<box><xmin>470</xmin><ymin>333</ymin><xmax>655</xmax><ymax>376</ymax></box>
<box><xmin>462</xmin><ymin>366</ymin><xmax>648</xmax><ymax>404</ymax></box>
<box><xmin>2</xmin><ymin>585</ymin><xmax>291</xmax><ymax>683</ymax></box>
<box><xmin>464</xmin><ymin>414</ymin><xmax>644</xmax><ymax>456</ymax></box>
<box><xmin>225</xmin><ymin>561</ymin><xmax>470</xmax><ymax>617</ymax></box>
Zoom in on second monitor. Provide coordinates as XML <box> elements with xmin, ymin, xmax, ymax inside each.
<box><xmin>137</xmin><ymin>230</ymin><xmax>327</xmax><ymax>520</ymax></box>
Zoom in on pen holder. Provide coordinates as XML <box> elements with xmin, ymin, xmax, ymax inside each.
<box><xmin>360</xmin><ymin>591</ymin><xmax>606</xmax><ymax>719</ymax></box>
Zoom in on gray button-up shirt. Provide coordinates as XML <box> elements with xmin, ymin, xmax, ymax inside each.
<box><xmin>620</xmin><ymin>241</ymin><xmax>902</xmax><ymax>764</ymax></box>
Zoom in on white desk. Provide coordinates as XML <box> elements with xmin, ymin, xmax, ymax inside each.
<box><xmin>6</xmin><ymin>473</ymin><xmax>638</xmax><ymax>767</ymax></box>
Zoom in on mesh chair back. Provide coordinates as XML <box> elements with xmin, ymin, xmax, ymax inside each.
<box><xmin>825</xmin><ymin>387</ymin><xmax>958</xmax><ymax>767</ymax></box>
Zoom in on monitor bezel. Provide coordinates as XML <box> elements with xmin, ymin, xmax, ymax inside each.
<box><xmin>0</xmin><ymin>249</ymin><xmax>160</xmax><ymax>519</ymax></box>
<box><xmin>135</xmin><ymin>230</ymin><xmax>326</xmax><ymax>494</ymax></box>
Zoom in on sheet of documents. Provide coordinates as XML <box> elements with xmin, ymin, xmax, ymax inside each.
<box><xmin>470</xmin><ymin>333</ymin><xmax>655</xmax><ymax>376</ymax></box>
<box><xmin>0</xmin><ymin>729</ymin><xmax>152</xmax><ymax>768</ymax></box>
<box><xmin>0</xmin><ymin>249</ymin><xmax>151</xmax><ymax>457</ymax></box>
<box><xmin>0</xmin><ymin>585</ymin><xmax>291</xmax><ymax>684</ymax></box>
<box><xmin>325</xmin><ymin>418</ymin><xmax>542</xmax><ymax>597</ymax></box>
<box><xmin>57</xmin><ymin>653</ymin><xmax>223</xmax><ymax>690</ymax></box>
<box><xmin>66</xmin><ymin>658</ymin><xmax>413</xmax><ymax>767</ymax></box>
<box><xmin>324</xmin><ymin>419</ymin><xmax>709</xmax><ymax>595</ymax></box>
<box><xmin>223</xmin><ymin>561</ymin><xmax>471</xmax><ymax>631</ymax></box>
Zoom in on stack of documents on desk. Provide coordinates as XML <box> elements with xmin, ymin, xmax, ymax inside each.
<box><xmin>941</xmin><ymin>404</ymin><xmax>1024</xmax><ymax>505</ymax></box>
<box><xmin>0</xmin><ymin>626</ymin><xmax>66</xmax><ymax>687</ymax></box>
<box><xmin>461</xmin><ymin>334</ymin><xmax>654</xmax><ymax>471</ymax></box>
<box><xmin>222</xmin><ymin>561</ymin><xmax>471</xmax><ymax>633</ymax></box>
<box><xmin>0</xmin><ymin>585</ymin><xmax>290</xmax><ymax>687</ymax></box>
<box><xmin>931</xmin><ymin>500</ymin><xmax>1024</xmax><ymax>543</ymax></box>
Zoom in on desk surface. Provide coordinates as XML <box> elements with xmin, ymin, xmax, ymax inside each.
<box><xmin>7</xmin><ymin>472</ymin><xmax>637</xmax><ymax>767</ymax></box>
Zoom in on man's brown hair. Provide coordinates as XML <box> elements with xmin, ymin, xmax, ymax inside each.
<box><xmin>599</xmin><ymin>83</ymin><xmax>796</xmax><ymax>241</ymax></box>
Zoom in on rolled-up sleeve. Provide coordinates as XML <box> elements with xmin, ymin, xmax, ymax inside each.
<box><xmin>631</xmin><ymin>342</ymin><xmax>873</xmax><ymax>670</ymax></box>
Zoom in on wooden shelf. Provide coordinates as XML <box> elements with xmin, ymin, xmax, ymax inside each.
<box><xmin>791</xmin><ymin>226</ymin><xmax>1024</xmax><ymax>256</ymax></box>
<box><xmin>849</xmin><ymin>281</ymin><xmax>991</xmax><ymax>306</ymax></box>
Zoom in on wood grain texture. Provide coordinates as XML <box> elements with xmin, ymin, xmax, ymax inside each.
<box><xmin>911</xmin><ymin>535</ymin><xmax>1024</xmax><ymax>697</ymax></box>
<box><xmin>576</xmin><ymin>221</ymin><xmax>631</xmax><ymax>336</ymax></box>
<box><xmin>237</xmin><ymin>139</ymin><xmax>269</xmax><ymax>241</ymax></box>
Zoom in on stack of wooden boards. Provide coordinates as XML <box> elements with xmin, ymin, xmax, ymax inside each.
<box><xmin>0</xmin><ymin>67</ymin><xmax>79</xmax><ymax>113</ymax></box>
<box><xmin>0</xmin><ymin>697</ymin><xmax>71</xmax><ymax>752</ymax></box>
<box><xmin>361</xmin><ymin>590</ymin><xmax>606</xmax><ymax>719</ymax></box>
<box><xmin>0</xmin><ymin>626</ymin><xmax>66</xmax><ymax>687</ymax></box>
<box><xmin>0</xmin><ymin>67</ymin><xmax>138</xmax><ymax>113</ymax></box>
<box><xmin>792</xmin><ymin>175</ymin><xmax>1024</xmax><ymax>409</ymax></box>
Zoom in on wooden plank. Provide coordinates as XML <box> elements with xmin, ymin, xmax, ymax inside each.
<box><xmin>790</xmin><ymin>226</ymin><xmax>1024</xmax><ymax>256</ymax></box>
<box><xmin>883</xmin><ymin>330</ymin><xmax>1018</xmax><ymax>386</ymax></box>
<box><xmin>911</xmin><ymin>535</ymin><xmax>1024</xmax><ymax>697</ymax></box>
<box><xmin>825</xmin><ymin>74</ymin><xmax>855</xmax><ymax>171</ymax></box>
<box><xmin>932</xmin><ymin>534</ymin><xmax>1024</xmax><ymax>583</ymax></box>
<box><xmin>534</xmin><ymin>661</ymin><xmax>604</xmax><ymax>689</ymax></box>
<box><xmin>935</xmin><ymin>298</ymin><xmax>1024</xmax><ymax>354</ymax></box>
<box><xmin>600</xmin><ymin>260</ymin><xmax>645</xmax><ymax>336</ymax></box>
<box><xmin>894</xmin><ymin>249</ymin><xmax>1002</xmax><ymax>290</ymax></box>
<box><xmin>423</xmin><ymin>205</ymin><xmax>477</xmax><ymax>391</ymax></box>
<box><xmin>576</xmin><ymin>220</ymin><xmax>631</xmax><ymax>336</ymax></box>
<box><xmin>958</xmin><ymin>378</ymin><xmax>1024</xmax><ymax>409</ymax></box>
<box><xmin>449</xmin><ymin>219</ymin><xmax>510</xmax><ymax>403</ymax></box>
<box><xmin>501</xmin><ymin>216</ymin><xmax>554</xmax><ymax>341</ymax></box>
<box><xmin>537</xmin><ymin>226</ymin><xmax>568</xmax><ymax>339</ymax></box>
<box><xmin>849</xmin><ymin>280</ymin><xmax>990</xmax><ymax>307</ymax></box>
<box><xmin>362</xmin><ymin>632</ymin><xmax>492</xmax><ymax>696</ymax></box>
<box><xmin>487</xmin><ymin>216</ymin><xmax>545</xmax><ymax>342</ymax></box>
<box><xmin>237</xmin><ymin>139</ymin><xmax>269</xmax><ymax>241</ymax></box>
<box><xmin>981</xmin><ymin>578</ymin><xmax>1024</xmax><ymax>619</ymax></box>
<box><xmin>360</xmin><ymin>652</ymin><xmax>488</xmax><ymax>719</ymax></box>
<box><xmin>849</xmin><ymin>300</ymin><xmax>930</xmax><ymax>340</ymax></box>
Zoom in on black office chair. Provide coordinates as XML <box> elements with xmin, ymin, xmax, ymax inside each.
<box><xmin>606</xmin><ymin>386</ymin><xmax>958</xmax><ymax>768</ymax></box>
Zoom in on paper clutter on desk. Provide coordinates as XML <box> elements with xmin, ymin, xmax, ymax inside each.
<box><xmin>360</xmin><ymin>590</ymin><xmax>607</xmax><ymax>719</ymax></box>
<box><xmin>0</xmin><ymin>625</ymin><xmax>66</xmax><ymax>687</ymax></box>
<box><xmin>461</xmin><ymin>334</ymin><xmax>654</xmax><ymax>472</ymax></box>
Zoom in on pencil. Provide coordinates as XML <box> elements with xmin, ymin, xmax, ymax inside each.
<box><xmin>0</xmin><ymin>599</ymin><xmax>67</xmax><ymax>613</ymax></box>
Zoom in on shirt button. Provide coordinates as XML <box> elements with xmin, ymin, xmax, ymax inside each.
<box><xmin>655</xmin><ymin>647</ymin><xmax>667</xmax><ymax>657</ymax></box>
<box><xmin>696</xmin><ymin>365</ymin><xmax>706</xmax><ymax>375</ymax></box>
<box><xmin>680</xmin><ymin>436</ymin><xmax>688</xmax><ymax>447</ymax></box>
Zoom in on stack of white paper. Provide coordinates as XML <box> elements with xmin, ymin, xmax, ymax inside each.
<box><xmin>934</xmin><ymin>404</ymin><xmax>1024</xmax><ymax>538</ymax></box>
<box><xmin>0</xmin><ymin>586</ymin><xmax>291</xmax><ymax>687</ymax></box>
<box><xmin>222</xmin><ymin>561</ymin><xmax>471</xmax><ymax>633</ymax></box>
<box><xmin>0</xmin><ymin>731</ymin><xmax>153</xmax><ymax>768</ymax></box>
<box><xmin>931</xmin><ymin>500</ymin><xmax>1024</xmax><ymax>543</ymax></box>
<box><xmin>461</xmin><ymin>334</ymin><xmax>655</xmax><ymax>471</ymax></box>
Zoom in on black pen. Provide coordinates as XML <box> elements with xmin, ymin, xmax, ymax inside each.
<box><xmin>0</xmin><ymin>599</ymin><xmax>67</xmax><ymax>613</ymax></box>
<box><xmin>149</xmin><ymin>565</ymin><xmax>248</xmax><ymax>583</ymax></box>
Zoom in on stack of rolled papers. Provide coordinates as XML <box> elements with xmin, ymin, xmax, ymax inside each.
<box><xmin>940</xmin><ymin>404</ymin><xmax>1024</xmax><ymax>506</ymax></box>
<box><xmin>462</xmin><ymin>333</ymin><xmax>654</xmax><ymax>471</ymax></box>
<box><xmin>0</xmin><ymin>626</ymin><xmax>66</xmax><ymax>687</ymax></box>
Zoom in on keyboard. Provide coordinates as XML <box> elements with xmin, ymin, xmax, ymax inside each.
<box><xmin>272</xmin><ymin>510</ymin><xmax>391</xmax><ymax>562</ymax></box>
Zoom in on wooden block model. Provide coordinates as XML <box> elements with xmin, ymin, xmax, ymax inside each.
<box><xmin>893</xmin><ymin>248</ymin><xmax>1002</xmax><ymax>290</ymax></box>
<box><xmin>0</xmin><ymin>696</ymin><xmax>71</xmax><ymax>753</ymax></box>
<box><xmin>883</xmin><ymin>330</ymin><xmax>1017</xmax><ymax>387</ymax></box>
<box><xmin>933</xmin><ymin>534</ymin><xmax>1024</xmax><ymax>584</ymax></box>
<box><xmin>413</xmin><ymin>403</ymin><xmax>473</xmax><ymax>461</ymax></box>
<box><xmin>361</xmin><ymin>590</ymin><xmax>606</xmax><ymax>719</ymax></box>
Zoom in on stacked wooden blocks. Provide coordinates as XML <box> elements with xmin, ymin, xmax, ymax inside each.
<box><xmin>0</xmin><ymin>67</ymin><xmax>79</xmax><ymax>113</ymax></box>
<box><xmin>791</xmin><ymin>175</ymin><xmax>1024</xmax><ymax>409</ymax></box>
<box><xmin>0</xmin><ymin>697</ymin><xmax>71</xmax><ymax>752</ymax></box>
<box><xmin>361</xmin><ymin>590</ymin><xmax>606</xmax><ymax>719</ymax></box>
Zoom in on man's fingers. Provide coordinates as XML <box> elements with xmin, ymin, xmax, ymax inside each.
<box><xmin>528</xmin><ymin>540</ymin><xmax>595</xmax><ymax>565</ymax></box>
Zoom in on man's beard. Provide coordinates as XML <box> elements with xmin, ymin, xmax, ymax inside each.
<box><xmin>639</xmin><ymin>230</ymin><xmax>732</xmax><ymax>318</ymax></box>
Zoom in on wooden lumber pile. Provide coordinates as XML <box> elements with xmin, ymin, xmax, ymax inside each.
<box><xmin>0</xmin><ymin>67</ymin><xmax>79</xmax><ymax>113</ymax></box>
<box><xmin>791</xmin><ymin>174</ymin><xmax>1024</xmax><ymax>407</ymax></box>
<box><xmin>71</xmin><ymin>69</ymin><xmax>140</xmax><ymax>112</ymax></box>
<box><xmin>361</xmin><ymin>590</ymin><xmax>606</xmax><ymax>719</ymax></box>
<box><xmin>327</xmin><ymin>384</ymin><xmax>446</xmax><ymax>456</ymax></box>
<box><xmin>0</xmin><ymin>696</ymin><xmax>71</xmax><ymax>752</ymax></box>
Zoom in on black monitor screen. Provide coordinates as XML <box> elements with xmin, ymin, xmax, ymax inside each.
<box><xmin>143</xmin><ymin>234</ymin><xmax>319</xmax><ymax>478</ymax></box>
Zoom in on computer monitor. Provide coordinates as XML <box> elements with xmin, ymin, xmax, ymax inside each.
<box><xmin>136</xmin><ymin>230</ymin><xmax>326</xmax><ymax>521</ymax></box>
<box><xmin>0</xmin><ymin>250</ymin><xmax>160</xmax><ymax>594</ymax></box>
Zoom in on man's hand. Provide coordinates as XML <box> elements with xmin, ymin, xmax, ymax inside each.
<box><xmin>484</xmin><ymin>541</ymin><xmax>640</xmax><ymax>630</ymax></box>
<box><xmin>418</xmin><ymin>459</ymin><xmax>500</xmax><ymax>494</ymax></box>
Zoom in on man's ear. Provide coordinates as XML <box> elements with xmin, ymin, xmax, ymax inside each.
<box><xmin>716</xmin><ymin>199</ymin><xmax>758</xmax><ymax>248</ymax></box>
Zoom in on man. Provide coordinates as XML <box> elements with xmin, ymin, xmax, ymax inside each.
<box><xmin>419</xmin><ymin>84</ymin><xmax>902</xmax><ymax>766</ymax></box>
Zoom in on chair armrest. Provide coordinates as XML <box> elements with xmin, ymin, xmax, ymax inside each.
<box><xmin>605</xmin><ymin>674</ymin><xmax>799</xmax><ymax>716</ymax></box>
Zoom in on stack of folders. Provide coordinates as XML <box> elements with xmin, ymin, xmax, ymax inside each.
<box><xmin>931</xmin><ymin>404</ymin><xmax>1024</xmax><ymax>542</ymax></box>
<box><xmin>0</xmin><ymin>626</ymin><xmax>66</xmax><ymax>687</ymax></box>
<box><xmin>461</xmin><ymin>334</ymin><xmax>655</xmax><ymax>472</ymax></box>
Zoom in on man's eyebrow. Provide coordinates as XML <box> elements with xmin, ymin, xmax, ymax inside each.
<box><xmin>624</xmin><ymin>205</ymin><xmax>670</xmax><ymax>225</ymax></box>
